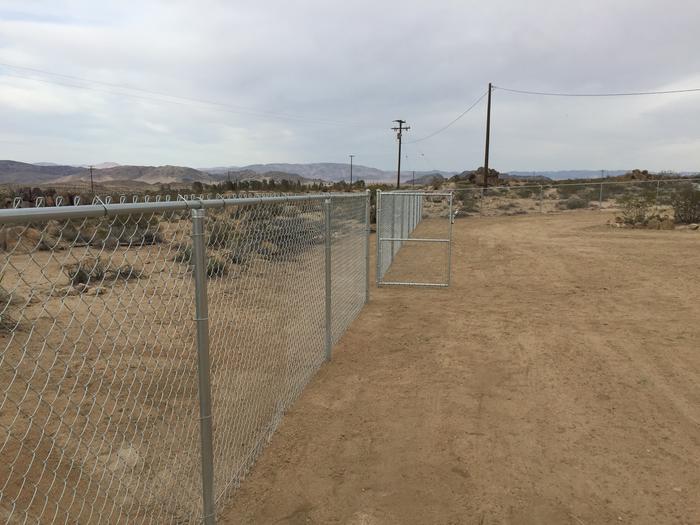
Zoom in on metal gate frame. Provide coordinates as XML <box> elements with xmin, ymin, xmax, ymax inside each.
<box><xmin>376</xmin><ymin>190</ymin><xmax>453</xmax><ymax>288</ymax></box>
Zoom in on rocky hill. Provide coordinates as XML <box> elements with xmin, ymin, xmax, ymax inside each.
<box><xmin>0</xmin><ymin>160</ymin><xmax>86</xmax><ymax>184</ymax></box>
<box><xmin>55</xmin><ymin>165</ymin><xmax>216</xmax><ymax>185</ymax></box>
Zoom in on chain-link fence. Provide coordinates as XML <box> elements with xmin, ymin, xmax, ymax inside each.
<box><xmin>376</xmin><ymin>191</ymin><xmax>453</xmax><ymax>287</ymax></box>
<box><xmin>452</xmin><ymin>178</ymin><xmax>700</xmax><ymax>219</ymax></box>
<box><xmin>0</xmin><ymin>191</ymin><xmax>370</xmax><ymax>524</ymax></box>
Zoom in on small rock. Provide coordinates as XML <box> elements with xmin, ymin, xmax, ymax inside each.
<box><xmin>108</xmin><ymin>445</ymin><xmax>140</xmax><ymax>471</ymax></box>
<box><xmin>689</xmin><ymin>223</ymin><xmax>699</xmax><ymax>230</ymax></box>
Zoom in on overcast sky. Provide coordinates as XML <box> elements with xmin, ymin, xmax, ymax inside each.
<box><xmin>1</xmin><ymin>0</ymin><xmax>699</xmax><ymax>172</ymax></box>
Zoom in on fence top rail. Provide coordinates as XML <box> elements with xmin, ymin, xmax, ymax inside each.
<box><xmin>0</xmin><ymin>192</ymin><xmax>364</xmax><ymax>225</ymax></box>
<box><xmin>458</xmin><ymin>177</ymin><xmax>700</xmax><ymax>193</ymax></box>
<box><xmin>379</xmin><ymin>191</ymin><xmax>453</xmax><ymax>197</ymax></box>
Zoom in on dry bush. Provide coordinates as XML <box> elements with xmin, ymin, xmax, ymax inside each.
<box><xmin>671</xmin><ymin>185</ymin><xmax>700</xmax><ymax>224</ymax></box>
<box><xmin>619</xmin><ymin>194</ymin><xmax>654</xmax><ymax>224</ymax></box>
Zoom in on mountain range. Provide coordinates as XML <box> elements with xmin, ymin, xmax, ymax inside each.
<box><xmin>0</xmin><ymin>160</ymin><xmax>696</xmax><ymax>187</ymax></box>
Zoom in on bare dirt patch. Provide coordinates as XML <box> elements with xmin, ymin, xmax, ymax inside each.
<box><xmin>221</xmin><ymin>210</ymin><xmax>700</xmax><ymax>525</ymax></box>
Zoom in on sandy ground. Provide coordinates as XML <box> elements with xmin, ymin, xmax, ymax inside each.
<box><xmin>220</xmin><ymin>210</ymin><xmax>700</xmax><ymax>525</ymax></box>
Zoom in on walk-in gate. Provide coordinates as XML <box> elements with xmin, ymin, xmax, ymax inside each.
<box><xmin>376</xmin><ymin>191</ymin><xmax>453</xmax><ymax>287</ymax></box>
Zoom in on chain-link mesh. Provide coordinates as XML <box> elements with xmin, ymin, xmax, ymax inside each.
<box><xmin>0</xmin><ymin>193</ymin><xmax>369</xmax><ymax>523</ymax></box>
<box><xmin>377</xmin><ymin>192</ymin><xmax>453</xmax><ymax>287</ymax></box>
<box><xmin>376</xmin><ymin>192</ymin><xmax>423</xmax><ymax>281</ymax></box>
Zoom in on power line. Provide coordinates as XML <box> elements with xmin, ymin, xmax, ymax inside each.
<box><xmin>493</xmin><ymin>85</ymin><xmax>700</xmax><ymax>97</ymax></box>
<box><xmin>407</xmin><ymin>91</ymin><xmax>487</xmax><ymax>144</ymax></box>
<box><xmin>0</xmin><ymin>62</ymin><xmax>360</xmax><ymax>126</ymax></box>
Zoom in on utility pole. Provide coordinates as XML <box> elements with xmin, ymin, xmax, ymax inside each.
<box><xmin>89</xmin><ymin>165</ymin><xmax>95</xmax><ymax>195</ymax></box>
<box><xmin>483</xmin><ymin>83</ymin><xmax>492</xmax><ymax>189</ymax></box>
<box><xmin>349</xmin><ymin>154</ymin><xmax>355</xmax><ymax>188</ymax></box>
<box><xmin>392</xmin><ymin>120</ymin><xmax>410</xmax><ymax>189</ymax></box>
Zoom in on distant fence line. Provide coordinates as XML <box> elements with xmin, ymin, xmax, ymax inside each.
<box><xmin>0</xmin><ymin>192</ymin><xmax>370</xmax><ymax>523</ymax></box>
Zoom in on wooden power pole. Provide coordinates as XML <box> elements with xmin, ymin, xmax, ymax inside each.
<box><xmin>392</xmin><ymin>120</ymin><xmax>410</xmax><ymax>189</ymax></box>
<box><xmin>483</xmin><ymin>83</ymin><xmax>492</xmax><ymax>189</ymax></box>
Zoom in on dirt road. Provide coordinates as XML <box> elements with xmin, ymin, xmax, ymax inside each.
<box><xmin>221</xmin><ymin>211</ymin><xmax>700</xmax><ymax>525</ymax></box>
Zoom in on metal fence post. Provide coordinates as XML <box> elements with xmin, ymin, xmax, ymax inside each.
<box><xmin>539</xmin><ymin>185</ymin><xmax>544</xmax><ymax>214</ymax></box>
<box><xmin>447</xmin><ymin>193</ymin><xmax>453</xmax><ymax>286</ymax></box>
<box><xmin>191</xmin><ymin>208</ymin><xmax>216</xmax><ymax>525</ymax></box>
<box><xmin>656</xmin><ymin>180</ymin><xmax>661</xmax><ymax>207</ymax></box>
<box><xmin>364</xmin><ymin>189</ymin><xmax>371</xmax><ymax>304</ymax></box>
<box><xmin>376</xmin><ymin>190</ymin><xmax>382</xmax><ymax>285</ymax></box>
<box><xmin>599</xmin><ymin>183</ymin><xmax>604</xmax><ymax>210</ymax></box>
<box><xmin>480</xmin><ymin>187</ymin><xmax>485</xmax><ymax>215</ymax></box>
<box><xmin>324</xmin><ymin>198</ymin><xmax>332</xmax><ymax>360</ymax></box>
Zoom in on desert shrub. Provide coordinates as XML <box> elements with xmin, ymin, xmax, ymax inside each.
<box><xmin>671</xmin><ymin>185</ymin><xmax>700</xmax><ymax>224</ymax></box>
<box><xmin>619</xmin><ymin>194</ymin><xmax>654</xmax><ymax>224</ymax></box>
<box><xmin>457</xmin><ymin>191</ymin><xmax>479</xmax><ymax>214</ymax></box>
<box><xmin>564</xmin><ymin>196</ymin><xmax>588</xmax><ymax>209</ymax></box>
<box><xmin>0</xmin><ymin>272</ymin><xmax>24</xmax><ymax>331</ymax></box>
<box><xmin>107</xmin><ymin>264</ymin><xmax>141</xmax><ymax>280</ymax></box>
<box><xmin>173</xmin><ymin>244</ymin><xmax>192</xmax><ymax>263</ymax></box>
<box><xmin>206</xmin><ymin>215</ymin><xmax>248</xmax><ymax>249</ymax></box>
<box><xmin>206</xmin><ymin>257</ymin><xmax>227</xmax><ymax>278</ymax></box>
<box><xmin>63</xmin><ymin>256</ymin><xmax>106</xmax><ymax>286</ymax></box>
<box><xmin>513</xmin><ymin>187</ymin><xmax>536</xmax><ymax>199</ymax></box>
<box><xmin>497</xmin><ymin>202</ymin><xmax>518</xmax><ymax>211</ymax></box>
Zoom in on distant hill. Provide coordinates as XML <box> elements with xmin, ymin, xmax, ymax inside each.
<box><xmin>0</xmin><ymin>160</ymin><xmax>86</xmax><ymax>184</ymax></box>
<box><xmin>205</xmin><ymin>163</ymin><xmax>391</xmax><ymax>183</ymax></box>
<box><xmin>205</xmin><ymin>163</ymin><xmax>457</xmax><ymax>184</ymax></box>
<box><xmin>508</xmin><ymin>170</ymin><xmax>628</xmax><ymax>180</ymax></box>
<box><xmin>55</xmin><ymin>165</ymin><xmax>216</xmax><ymax>185</ymax></box>
<box><xmin>410</xmin><ymin>172</ymin><xmax>445</xmax><ymax>185</ymax></box>
<box><xmin>210</xmin><ymin>169</ymin><xmax>325</xmax><ymax>186</ymax></box>
<box><xmin>501</xmin><ymin>173</ymin><xmax>553</xmax><ymax>183</ymax></box>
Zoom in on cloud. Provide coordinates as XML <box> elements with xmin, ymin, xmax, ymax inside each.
<box><xmin>0</xmin><ymin>0</ymin><xmax>698</xmax><ymax>171</ymax></box>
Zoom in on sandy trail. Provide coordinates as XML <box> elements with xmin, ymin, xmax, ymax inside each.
<box><xmin>221</xmin><ymin>211</ymin><xmax>700</xmax><ymax>525</ymax></box>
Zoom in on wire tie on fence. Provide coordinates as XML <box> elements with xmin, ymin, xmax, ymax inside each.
<box><xmin>199</xmin><ymin>414</ymin><xmax>213</xmax><ymax>421</ymax></box>
<box><xmin>92</xmin><ymin>195</ymin><xmax>109</xmax><ymax>217</ymax></box>
<box><xmin>194</xmin><ymin>316</ymin><xmax>209</xmax><ymax>322</ymax></box>
<box><xmin>177</xmin><ymin>194</ymin><xmax>191</xmax><ymax>209</ymax></box>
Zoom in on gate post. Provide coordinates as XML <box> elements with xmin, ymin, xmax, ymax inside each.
<box><xmin>376</xmin><ymin>190</ymin><xmax>382</xmax><ymax>286</ymax></box>
<box><xmin>447</xmin><ymin>193</ymin><xmax>454</xmax><ymax>286</ymax></box>
<box><xmin>364</xmin><ymin>189</ymin><xmax>371</xmax><ymax>303</ymax></box>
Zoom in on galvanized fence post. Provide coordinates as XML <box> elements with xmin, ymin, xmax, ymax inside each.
<box><xmin>539</xmin><ymin>185</ymin><xmax>544</xmax><ymax>214</ymax></box>
<box><xmin>324</xmin><ymin>198</ymin><xmax>332</xmax><ymax>360</ymax></box>
<box><xmin>599</xmin><ymin>183</ymin><xmax>604</xmax><ymax>210</ymax></box>
<box><xmin>365</xmin><ymin>189</ymin><xmax>371</xmax><ymax>304</ymax></box>
<box><xmin>447</xmin><ymin>193</ymin><xmax>453</xmax><ymax>286</ymax></box>
<box><xmin>375</xmin><ymin>190</ymin><xmax>382</xmax><ymax>285</ymax></box>
<box><xmin>191</xmin><ymin>208</ymin><xmax>216</xmax><ymax>525</ymax></box>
